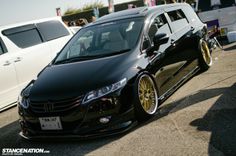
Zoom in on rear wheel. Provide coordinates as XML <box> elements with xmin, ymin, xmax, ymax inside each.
<box><xmin>199</xmin><ymin>39</ymin><xmax>212</xmax><ymax>71</ymax></box>
<box><xmin>133</xmin><ymin>74</ymin><xmax>158</xmax><ymax>121</ymax></box>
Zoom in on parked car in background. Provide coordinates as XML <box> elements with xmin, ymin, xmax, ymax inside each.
<box><xmin>18</xmin><ymin>3</ymin><xmax>212</xmax><ymax>139</ymax></box>
<box><xmin>0</xmin><ymin>17</ymin><xmax>73</xmax><ymax>111</ymax></box>
<box><xmin>68</xmin><ymin>26</ymin><xmax>82</xmax><ymax>34</ymax></box>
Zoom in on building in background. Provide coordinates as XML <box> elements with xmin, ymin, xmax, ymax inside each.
<box><xmin>143</xmin><ymin>0</ymin><xmax>156</xmax><ymax>6</ymax></box>
<box><xmin>56</xmin><ymin>8</ymin><xmax>61</xmax><ymax>16</ymax></box>
<box><xmin>108</xmin><ymin>0</ymin><xmax>115</xmax><ymax>13</ymax></box>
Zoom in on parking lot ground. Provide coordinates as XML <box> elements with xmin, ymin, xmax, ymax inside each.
<box><xmin>0</xmin><ymin>42</ymin><xmax>236</xmax><ymax>156</ymax></box>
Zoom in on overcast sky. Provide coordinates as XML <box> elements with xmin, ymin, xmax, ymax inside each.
<box><xmin>0</xmin><ymin>0</ymin><xmax>134</xmax><ymax>26</ymax></box>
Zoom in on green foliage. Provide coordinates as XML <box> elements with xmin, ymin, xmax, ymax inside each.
<box><xmin>185</xmin><ymin>0</ymin><xmax>196</xmax><ymax>4</ymax></box>
<box><xmin>64</xmin><ymin>1</ymin><xmax>104</xmax><ymax>16</ymax></box>
<box><xmin>83</xmin><ymin>1</ymin><xmax>104</xmax><ymax>11</ymax></box>
<box><xmin>64</xmin><ymin>8</ymin><xmax>82</xmax><ymax>16</ymax></box>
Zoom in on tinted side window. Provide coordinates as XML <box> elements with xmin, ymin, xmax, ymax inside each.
<box><xmin>182</xmin><ymin>6</ymin><xmax>202</xmax><ymax>25</ymax></box>
<box><xmin>37</xmin><ymin>21</ymin><xmax>70</xmax><ymax>41</ymax></box>
<box><xmin>156</xmin><ymin>14</ymin><xmax>171</xmax><ymax>35</ymax></box>
<box><xmin>167</xmin><ymin>9</ymin><xmax>188</xmax><ymax>32</ymax></box>
<box><xmin>6</xmin><ymin>29</ymin><xmax>43</xmax><ymax>48</ymax></box>
<box><xmin>0</xmin><ymin>43</ymin><xmax>3</xmax><ymax>55</ymax></box>
<box><xmin>168</xmin><ymin>9</ymin><xmax>187</xmax><ymax>22</ymax></box>
<box><xmin>148</xmin><ymin>14</ymin><xmax>171</xmax><ymax>43</ymax></box>
<box><xmin>0</xmin><ymin>38</ymin><xmax>7</xmax><ymax>55</ymax></box>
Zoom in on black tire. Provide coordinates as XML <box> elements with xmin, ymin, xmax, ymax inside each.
<box><xmin>133</xmin><ymin>73</ymin><xmax>158</xmax><ymax>121</ymax></box>
<box><xmin>198</xmin><ymin>39</ymin><xmax>213</xmax><ymax>71</ymax></box>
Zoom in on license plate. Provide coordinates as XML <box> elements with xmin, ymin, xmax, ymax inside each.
<box><xmin>220</xmin><ymin>28</ymin><xmax>227</xmax><ymax>36</ymax></box>
<box><xmin>39</xmin><ymin>117</ymin><xmax>62</xmax><ymax>130</ymax></box>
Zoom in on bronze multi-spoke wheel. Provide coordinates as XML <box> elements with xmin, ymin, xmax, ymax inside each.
<box><xmin>199</xmin><ymin>39</ymin><xmax>212</xmax><ymax>71</ymax></box>
<box><xmin>134</xmin><ymin>74</ymin><xmax>158</xmax><ymax>121</ymax></box>
<box><xmin>138</xmin><ymin>75</ymin><xmax>158</xmax><ymax>114</ymax></box>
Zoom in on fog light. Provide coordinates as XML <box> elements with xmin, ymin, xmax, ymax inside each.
<box><xmin>99</xmin><ymin>116</ymin><xmax>111</xmax><ymax>124</ymax></box>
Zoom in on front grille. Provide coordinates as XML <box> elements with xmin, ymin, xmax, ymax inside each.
<box><xmin>30</xmin><ymin>95</ymin><xmax>84</xmax><ymax>113</ymax></box>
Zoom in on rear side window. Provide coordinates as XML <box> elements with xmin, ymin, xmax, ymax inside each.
<box><xmin>4</xmin><ymin>28</ymin><xmax>43</xmax><ymax>48</ymax></box>
<box><xmin>168</xmin><ymin>9</ymin><xmax>187</xmax><ymax>22</ymax></box>
<box><xmin>182</xmin><ymin>6</ymin><xmax>202</xmax><ymax>24</ymax></box>
<box><xmin>0</xmin><ymin>43</ymin><xmax>3</xmax><ymax>55</ymax></box>
<box><xmin>167</xmin><ymin>9</ymin><xmax>188</xmax><ymax>32</ymax></box>
<box><xmin>0</xmin><ymin>38</ymin><xmax>5</xmax><ymax>55</ymax></box>
<box><xmin>37</xmin><ymin>20</ymin><xmax>70</xmax><ymax>41</ymax></box>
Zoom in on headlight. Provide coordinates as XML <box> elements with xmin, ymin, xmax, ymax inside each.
<box><xmin>82</xmin><ymin>78</ymin><xmax>127</xmax><ymax>104</ymax></box>
<box><xmin>18</xmin><ymin>82</ymin><xmax>33</xmax><ymax>109</ymax></box>
<box><xmin>18</xmin><ymin>94</ymin><xmax>29</xmax><ymax>109</ymax></box>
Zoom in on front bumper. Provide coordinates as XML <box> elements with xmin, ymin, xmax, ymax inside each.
<box><xmin>19</xmin><ymin>119</ymin><xmax>137</xmax><ymax>141</ymax></box>
<box><xmin>18</xmin><ymin>92</ymin><xmax>135</xmax><ymax>140</ymax></box>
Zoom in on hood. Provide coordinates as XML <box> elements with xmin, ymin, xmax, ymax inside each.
<box><xmin>29</xmin><ymin>51</ymin><xmax>144</xmax><ymax>101</ymax></box>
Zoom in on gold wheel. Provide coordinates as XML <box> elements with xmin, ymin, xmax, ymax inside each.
<box><xmin>138</xmin><ymin>75</ymin><xmax>158</xmax><ymax>115</ymax></box>
<box><xmin>200</xmin><ymin>40</ymin><xmax>212</xmax><ymax>66</ymax></box>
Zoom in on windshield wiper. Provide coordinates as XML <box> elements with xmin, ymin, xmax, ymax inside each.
<box><xmin>89</xmin><ymin>48</ymin><xmax>131</xmax><ymax>58</ymax></box>
<box><xmin>54</xmin><ymin>49</ymin><xmax>131</xmax><ymax>65</ymax></box>
<box><xmin>111</xmin><ymin>48</ymin><xmax>131</xmax><ymax>55</ymax></box>
<box><xmin>54</xmin><ymin>56</ymin><xmax>97</xmax><ymax>65</ymax></box>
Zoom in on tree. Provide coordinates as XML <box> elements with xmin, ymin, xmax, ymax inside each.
<box><xmin>64</xmin><ymin>1</ymin><xmax>104</xmax><ymax>16</ymax></box>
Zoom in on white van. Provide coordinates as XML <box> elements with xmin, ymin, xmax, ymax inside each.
<box><xmin>0</xmin><ymin>17</ymin><xmax>73</xmax><ymax>111</ymax></box>
<box><xmin>195</xmin><ymin>0</ymin><xmax>236</xmax><ymax>36</ymax></box>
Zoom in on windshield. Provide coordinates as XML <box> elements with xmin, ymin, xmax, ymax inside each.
<box><xmin>54</xmin><ymin>18</ymin><xmax>144</xmax><ymax>64</ymax></box>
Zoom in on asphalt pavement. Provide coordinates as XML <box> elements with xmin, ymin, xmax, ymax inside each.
<box><xmin>0</xmin><ymin>42</ymin><xmax>236</xmax><ymax>156</ymax></box>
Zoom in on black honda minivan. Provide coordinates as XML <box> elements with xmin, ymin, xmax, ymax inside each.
<box><xmin>18</xmin><ymin>3</ymin><xmax>212</xmax><ymax>139</ymax></box>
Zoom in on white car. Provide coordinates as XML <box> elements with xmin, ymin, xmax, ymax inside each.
<box><xmin>0</xmin><ymin>17</ymin><xmax>73</xmax><ymax>111</ymax></box>
<box><xmin>68</xmin><ymin>26</ymin><xmax>82</xmax><ymax>34</ymax></box>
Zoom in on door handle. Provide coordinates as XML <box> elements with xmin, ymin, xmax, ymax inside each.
<box><xmin>14</xmin><ymin>57</ymin><xmax>22</xmax><ymax>62</ymax></box>
<box><xmin>171</xmin><ymin>39</ymin><xmax>176</xmax><ymax>46</ymax></box>
<box><xmin>3</xmin><ymin>61</ymin><xmax>11</xmax><ymax>66</ymax></box>
<box><xmin>191</xmin><ymin>26</ymin><xmax>195</xmax><ymax>31</ymax></box>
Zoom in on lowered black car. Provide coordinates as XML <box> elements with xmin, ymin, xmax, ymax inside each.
<box><xmin>18</xmin><ymin>3</ymin><xmax>212</xmax><ymax>139</ymax></box>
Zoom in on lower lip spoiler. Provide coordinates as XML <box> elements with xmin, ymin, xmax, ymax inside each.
<box><xmin>19</xmin><ymin>120</ymin><xmax>137</xmax><ymax>141</ymax></box>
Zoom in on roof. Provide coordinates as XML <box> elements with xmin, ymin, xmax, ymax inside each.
<box><xmin>94</xmin><ymin>3</ymin><xmax>189</xmax><ymax>24</ymax></box>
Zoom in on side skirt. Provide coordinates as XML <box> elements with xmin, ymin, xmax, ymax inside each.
<box><xmin>158</xmin><ymin>66</ymin><xmax>200</xmax><ymax>102</ymax></box>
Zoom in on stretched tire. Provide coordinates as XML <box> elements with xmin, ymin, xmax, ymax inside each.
<box><xmin>198</xmin><ymin>39</ymin><xmax>212</xmax><ymax>71</ymax></box>
<box><xmin>133</xmin><ymin>73</ymin><xmax>158</xmax><ymax>121</ymax></box>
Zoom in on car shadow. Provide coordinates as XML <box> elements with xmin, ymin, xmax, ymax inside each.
<box><xmin>223</xmin><ymin>44</ymin><xmax>236</xmax><ymax>51</ymax></box>
<box><xmin>190</xmin><ymin>83</ymin><xmax>236</xmax><ymax>155</ymax></box>
<box><xmin>137</xmin><ymin>83</ymin><xmax>236</xmax><ymax>155</ymax></box>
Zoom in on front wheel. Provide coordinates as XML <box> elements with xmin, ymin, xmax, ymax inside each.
<box><xmin>198</xmin><ymin>39</ymin><xmax>212</xmax><ymax>71</ymax></box>
<box><xmin>133</xmin><ymin>74</ymin><xmax>158</xmax><ymax>121</ymax></box>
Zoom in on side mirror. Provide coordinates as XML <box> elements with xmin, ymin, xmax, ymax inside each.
<box><xmin>153</xmin><ymin>33</ymin><xmax>169</xmax><ymax>48</ymax></box>
<box><xmin>146</xmin><ymin>33</ymin><xmax>169</xmax><ymax>57</ymax></box>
